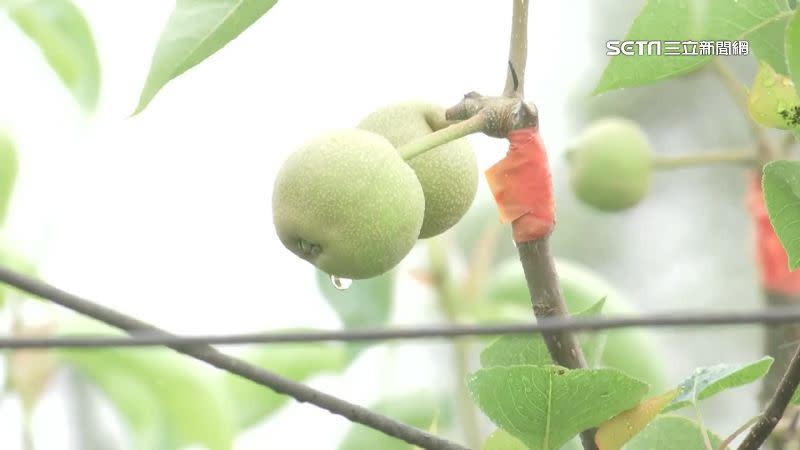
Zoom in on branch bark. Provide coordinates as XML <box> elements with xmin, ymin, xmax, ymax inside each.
<box><xmin>516</xmin><ymin>239</ymin><xmax>587</xmax><ymax>369</ymax></box>
<box><xmin>0</xmin><ymin>266</ymin><xmax>470</xmax><ymax>450</ymax></box>
<box><xmin>738</xmin><ymin>339</ymin><xmax>800</xmax><ymax>450</ymax></box>
<box><xmin>760</xmin><ymin>292</ymin><xmax>800</xmax><ymax>449</ymax></box>
<box><xmin>502</xmin><ymin>1</ymin><xmax>595</xmax><ymax>449</ymax></box>
<box><xmin>503</xmin><ymin>0</ymin><xmax>528</xmax><ymax>97</ymax></box>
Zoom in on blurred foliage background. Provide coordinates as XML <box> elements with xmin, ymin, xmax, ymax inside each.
<box><xmin>0</xmin><ymin>0</ymin><xmax>791</xmax><ymax>449</ymax></box>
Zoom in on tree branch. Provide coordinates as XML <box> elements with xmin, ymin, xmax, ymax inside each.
<box><xmin>738</xmin><ymin>342</ymin><xmax>800</xmax><ymax>450</ymax></box>
<box><xmin>760</xmin><ymin>292</ymin><xmax>800</xmax><ymax>450</ymax></box>
<box><xmin>516</xmin><ymin>240</ymin><xmax>597</xmax><ymax>450</ymax></box>
<box><xmin>501</xmin><ymin>1</ymin><xmax>595</xmax><ymax>449</ymax></box>
<box><xmin>0</xmin><ymin>266</ymin><xmax>470</xmax><ymax>450</ymax></box>
<box><xmin>516</xmin><ymin>239</ymin><xmax>586</xmax><ymax>368</ymax></box>
<box><xmin>503</xmin><ymin>0</ymin><xmax>528</xmax><ymax>97</ymax></box>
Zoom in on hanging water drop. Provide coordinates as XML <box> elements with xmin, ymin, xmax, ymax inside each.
<box><xmin>330</xmin><ymin>275</ymin><xmax>352</xmax><ymax>290</ymax></box>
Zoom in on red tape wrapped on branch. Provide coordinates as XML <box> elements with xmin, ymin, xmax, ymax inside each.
<box><xmin>747</xmin><ymin>172</ymin><xmax>800</xmax><ymax>295</ymax></box>
<box><xmin>484</xmin><ymin>127</ymin><xmax>555</xmax><ymax>243</ymax></box>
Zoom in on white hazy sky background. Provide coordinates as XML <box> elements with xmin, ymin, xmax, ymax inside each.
<box><xmin>0</xmin><ymin>1</ymin><xmax>591</xmax><ymax>448</ymax></box>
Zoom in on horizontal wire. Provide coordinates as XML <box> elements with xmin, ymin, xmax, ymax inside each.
<box><xmin>0</xmin><ymin>265</ymin><xmax>470</xmax><ymax>450</ymax></box>
<box><xmin>3</xmin><ymin>305</ymin><xmax>800</xmax><ymax>349</ymax></box>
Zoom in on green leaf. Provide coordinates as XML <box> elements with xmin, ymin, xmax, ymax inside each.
<box><xmin>664</xmin><ymin>356</ymin><xmax>774</xmax><ymax>412</ymax></box>
<box><xmin>59</xmin><ymin>320</ymin><xmax>237</xmax><ymax>450</ymax></box>
<box><xmin>749</xmin><ymin>4</ymin><xmax>795</xmax><ymax>75</ymax></box>
<box><xmin>316</xmin><ymin>268</ymin><xmax>394</xmax><ymax>329</ymax></box>
<box><xmin>578</xmin><ymin>298</ymin><xmax>608</xmax><ymax>366</ymax></box>
<box><xmin>481</xmin><ymin>430</ymin><xmax>584</xmax><ymax>450</ymax></box>
<box><xmin>790</xmin><ymin>384</ymin><xmax>800</xmax><ymax>403</ymax></box>
<box><xmin>68</xmin><ymin>348</ymin><xmax>236</xmax><ymax>450</ymax></box>
<box><xmin>468</xmin><ymin>365</ymin><xmax>649</xmax><ymax>450</ymax></box>
<box><xmin>65</xmin><ymin>354</ymin><xmax>170</xmax><ymax>450</ymax></box>
<box><xmin>479</xmin><ymin>298</ymin><xmax>608</xmax><ymax>369</ymax></box>
<box><xmin>134</xmin><ymin>0</ymin><xmax>279</xmax><ymax>114</ymax></box>
<box><xmin>0</xmin><ymin>132</ymin><xmax>18</xmax><ymax>226</ymax></box>
<box><xmin>316</xmin><ymin>268</ymin><xmax>394</xmax><ymax>358</ymax></box>
<box><xmin>786</xmin><ymin>9</ymin><xmax>800</xmax><ymax>95</ymax></box>
<box><xmin>595</xmin><ymin>390</ymin><xmax>679</xmax><ymax>450</ymax></box>
<box><xmin>223</xmin><ymin>341</ymin><xmax>346</xmax><ymax>429</ymax></box>
<box><xmin>481</xmin><ymin>429</ymin><xmax>528</xmax><ymax>450</ymax></box>
<box><xmin>5</xmin><ymin>0</ymin><xmax>101</xmax><ymax>111</ymax></box>
<box><xmin>595</xmin><ymin>0</ymin><xmax>794</xmax><ymax>94</ymax></box>
<box><xmin>480</xmin><ymin>258</ymin><xmax>668</xmax><ymax>391</ymax></box>
<box><xmin>338</xmin><ymin>392</ymin><xmax>447</xmax><ymax>450</ymax></box>
<box><xmin>624</xmin><ymin>416</ymin><xmax>724</xmax><ymax>450</ymax></box>
<box><xmin>763</xmin><ymin>160</ymin><xmax>800</xmax><ymax>270</ymax></box>
<box><xmin>747</xmin><ymin>61</ymin><xmax>800</xmax><ymax>130</ymax></box>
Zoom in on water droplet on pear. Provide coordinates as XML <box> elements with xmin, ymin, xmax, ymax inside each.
<box><xmin>331</xmin><ymin>275</ymin><xmax>353</xmax><ymax>290</ymax></box>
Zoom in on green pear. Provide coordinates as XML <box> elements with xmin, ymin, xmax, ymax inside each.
<box><xmin>358</xmin><ymin>101</ymin><xmax>478</xmax><ymax>238</ymax></box>
<box><xmin>567</xmin><ymin>118</ymin><xmax>653</xmax><ymax>212</ymax></box>
<box><xmin>272</xmin><ymin>129</ymin><xmax>425</xmax><ymax>279</ymax></box>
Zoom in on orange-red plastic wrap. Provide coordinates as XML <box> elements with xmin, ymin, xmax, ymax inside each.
<box><xmin>484</xmin><ymin>127</ymin><xmax>555</xmax><ymax>243</ymax></box>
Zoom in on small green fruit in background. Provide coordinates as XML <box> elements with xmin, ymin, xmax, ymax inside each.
<box><xmin>480</xmin><ymin>257</ymin><xmax>667</xmax><ymax>391</ymax></box>
<box><xmin>358</xmin><ymin>101</ymin><xmax>478</xmax><ymax>238</ymax></box>
<box><xmin>273</xmin><ymin>129</ymin><xmax>425</xmax><ymax>279</ymax></box>
<box><xmin>0</xmin><ymin>131</ymin><xmax>19</xmax><ymax>226</ymax></box>
<box><xmin>747</xmin><ymin>61</ymin><xmax>800</xmax><ymax>130</ymax></box>
<box><xmin>566</xmin><ymin>118</ymin><xmax>653</xmax><ymax>212</ymax></box>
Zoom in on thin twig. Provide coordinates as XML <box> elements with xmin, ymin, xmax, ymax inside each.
<box><xmin>711</xmin><ymin>58</ymin><xmax>750</xmax><ymax>112</ymax></box>
<box><xmin>5</xmin><ymin>305</ymin><xmax>800</xmax><ymax>348</ymax></box>
<box><xmin>503</xmin><ymin>0</ymin><xmax>528</xmax><ymax>97</ymax></box>
<box><xmin>398</xmin><ymin>114</ymin><xmax>486</xmax><ymax>161</ymax></box>
<box><xmin>651</xmin><ymin>150</ymin><xmax>757</xmax><ymax>169</ymax></box>
<box><xmin>738</xmin><ymin>343</ymin><xmax>800</xmax><ymax>450</ymax></box>
<box><xmin>428</xmin><ymin>240</ymin><xmax>482</xmax><ymax>449</ymax></box>
<box><xmin>0</xmin><ymin>266</ymin><xmax>470</xmax><ymax>450</ymax></box>
<box><xmin>694</xmin><ymin>403</ymin><xmax>714</xmax><ymax>450</ymax></box>
<box><xmin>781</xmin><ymin>132</ymin><xmax>796</xmax><ymax>155</ymax></box>
<box><xmin>718</xmin><ymin>415</ymin><xmax>760</xmax><ymax>450</ymax></box>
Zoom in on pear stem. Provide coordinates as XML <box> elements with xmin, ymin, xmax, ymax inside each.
<box><xmin>651</xmin><ymin>150</ymin><xmax>757</xmax><ymax>169</ymax></box>
<box><xmin>398</xmin><ymin>114</ymin><xmax>487</xmax><ymax>161</ymax></box>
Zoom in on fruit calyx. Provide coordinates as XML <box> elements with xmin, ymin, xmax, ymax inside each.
<box><xmin>297</xmin><ymin>239</ymin><xmax>322</xmax><ymax>258</ymax></box>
